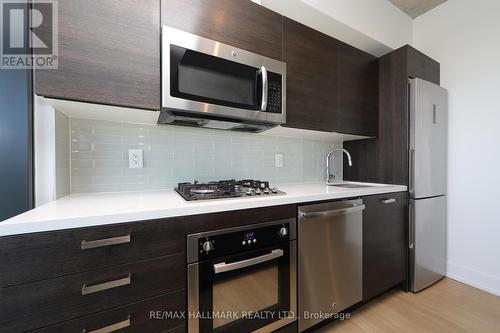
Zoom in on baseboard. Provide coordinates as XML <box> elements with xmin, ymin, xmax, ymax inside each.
<box><xmin>446</xmin><ymin>261</ymin><xmax>500</xmax><ymax>297</ymax></box>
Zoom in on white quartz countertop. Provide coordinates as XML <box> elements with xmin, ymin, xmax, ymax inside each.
<box><xmin>1</xmin><ymin>182</ymin><xmax>406</xmax><ymax>236</ymax></box>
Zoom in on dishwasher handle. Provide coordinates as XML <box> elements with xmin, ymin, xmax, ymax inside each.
<box><xmin>299</xmin><ymin>204</ymin><xmax>365</xmax><ymax>219</ymax></box>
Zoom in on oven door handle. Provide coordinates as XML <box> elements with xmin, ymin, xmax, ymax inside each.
<box><xmin>213</xmin><ymin>249</ymin><xmax>283</xmax><ymax>274</ymax></box>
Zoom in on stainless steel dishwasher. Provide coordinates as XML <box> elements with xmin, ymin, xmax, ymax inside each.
<box><xmin>298</xmin><ymin>199</ymin><xmax>364</xmax><ymax>332</ymax></box>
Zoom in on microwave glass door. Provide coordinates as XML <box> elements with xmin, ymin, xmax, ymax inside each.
<box><xmin>198</xmin><ymin>246</ymin><xmax>291</xmax><ymax>333</ymax></box>
<box><xmin>170</xmin><ymin>45</ymin><xmax>263</xmax><ymax>111</ymax></box>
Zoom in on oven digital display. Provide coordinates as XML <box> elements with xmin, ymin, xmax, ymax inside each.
<box><xmin>244</xmin><ymin>232</ymin><xmax>255</xmax><ymax>240</ymax></box>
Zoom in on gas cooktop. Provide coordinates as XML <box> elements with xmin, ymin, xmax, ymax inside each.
<box><xmin>176</xmin><ymin>179</ymin><xmax>286</xmax><ymax>201</ymax></box>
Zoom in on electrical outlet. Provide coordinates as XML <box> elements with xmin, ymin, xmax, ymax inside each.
<box><xmin>128</xmin><ymin>149</ymin><xmax>143</xmax><ymax>168</ymax></box>
<box><xmin>275</xmin><ymin>153</ymin><xmax>284</xmax><ymax>168</ymax></box>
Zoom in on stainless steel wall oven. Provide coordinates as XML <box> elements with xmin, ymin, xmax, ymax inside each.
<box><xmin>187</xmin><ymin>219</ymin><xmax>297</xmax><ymax>333</ymax></box>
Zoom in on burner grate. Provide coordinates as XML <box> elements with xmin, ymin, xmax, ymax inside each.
<box><xmin>175</xmin><ymin>179</ymin><xmax>283</xmax><ymax>201</ymax></box>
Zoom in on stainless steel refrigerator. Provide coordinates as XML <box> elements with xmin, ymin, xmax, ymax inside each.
<box><xmin>409</xmin><ymin>78</ymin><xmax>448</xmax><ymax>292</ymax></box>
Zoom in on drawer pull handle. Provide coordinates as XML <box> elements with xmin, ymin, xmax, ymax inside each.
<box><xmin>83</xmin><ymin>316</ymin><xmax>131</xmax><ymax>333</ymax></box>
<box><xmin>81</xmin><ymin>235</ymin><xmax>131</xmax><ymax>250</ymax></box>
<box><xmin>381</xmin><ymin>198</ymin><xmax>396</xmax><ymax>204</ymax></box>
<box><xmin>82</xmin><ymin>274</ymin><xmax>131</xmax><ymax>296</ymax></box>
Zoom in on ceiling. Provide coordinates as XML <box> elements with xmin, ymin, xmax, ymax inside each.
<box><xmin>388</xmin><ymin>0</ymin><xmax>448</xmax><ymax>18</ymax></box>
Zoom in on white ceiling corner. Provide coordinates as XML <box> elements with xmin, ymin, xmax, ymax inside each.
<box><xmin>388</xmin><ymin>0</ymin><xmax>448</xmax><ymax>18</ymax></box>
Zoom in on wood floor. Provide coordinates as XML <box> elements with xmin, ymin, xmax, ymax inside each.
<box><xmin>317</xmin><ymin>278</ymin><xmax>500</xmax><ymax>333</ymax></box>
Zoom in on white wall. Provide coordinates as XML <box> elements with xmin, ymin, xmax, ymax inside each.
<box><xmin>55</xmin><ymin>111</ymin><xmax>70</xmax><ymax>199</ymax></box>
<box><xmin>34</xmin><ymin>96</ymin><xmax>56</xmax><ymax>207</ymax></box>
<box><xmin>300</xmin><ymin>0</ymin><xmax>412</xmax><ymax>50</ymax></box>
<box><xmin>255</xmin><ymin>0</ymin><xmax>412</xmax><ymax>56</ymax></box>
<box><xmin>414</xmin><ymin>0</ymin><xmax>500</xmax><ymax>296</ymax></box>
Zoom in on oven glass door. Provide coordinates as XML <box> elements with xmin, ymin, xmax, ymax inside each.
<box><xmin>198</xmin><ymin>245</ymin><xmax>291</xmax><ymax>333</ymax></box>
<box><xmin>170</xmin><ymin>45</ymin><xmax>263</xmax><ymax>111</ymax></box>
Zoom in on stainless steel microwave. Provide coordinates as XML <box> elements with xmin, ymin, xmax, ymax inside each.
<box><xmin>160</xmin><ymin>26</ymin><xmax>286</xmax><ymax>132</ymax></box>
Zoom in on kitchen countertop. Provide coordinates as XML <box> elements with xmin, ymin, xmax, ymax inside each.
<box><xmin>0</xmin><ymin>182</ymin><xmax>406</xmax><ymax>236</ymax></box>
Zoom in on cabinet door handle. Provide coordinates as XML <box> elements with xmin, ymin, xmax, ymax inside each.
<box><xmin>381</xmin><ymin>198</ymin><xmax>396</xmax><ymax>204</ymax></box>
<box><xmin>83</xmin><ymin>316</ymin><xmax>131</xmax><ymax>333</ymax></box>
<box><xmin>82</xmin><ymin>274</ymin><xmax>131</xmax><ymax>296</ymax></box>
<box><xmin>81</xmin><ymin>235</ymin><xmax>131</xmax><ymax>250</ymax></box>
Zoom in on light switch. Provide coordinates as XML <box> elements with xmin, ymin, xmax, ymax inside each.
<box><xmin>275</xmin><ymin>153</ymin><xmax>284</xmax><ymax>168</ymax></box>
<box><xmin>128</xmin><ymin>149</ymin><xmax>143</xmax><ymax>168</ymax></box>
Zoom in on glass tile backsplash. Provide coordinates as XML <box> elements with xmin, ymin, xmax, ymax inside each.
<box><xmin>69</xmin><ymin>118</ymin><xmax>342</xmax><ymax>194</ymax></box>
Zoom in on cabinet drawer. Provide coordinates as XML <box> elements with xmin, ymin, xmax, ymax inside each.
<box><xmin>0</xmin><ymin>218</ymin><xmax>185</xmax><ymax>286</ymax></box>
<box><xmin>0</xmin><ymin>255</ymin><xmax>185</xmax><ymax>332</ymax></box>
<box><xmin>30</xmin><ymin>291</ymin><xmax>185</xmax><ymax>333</ymax></box>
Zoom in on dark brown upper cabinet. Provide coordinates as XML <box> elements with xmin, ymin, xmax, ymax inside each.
<box><xmin>338</xmin><ymin>43</ymin><xmax>379</xmax><ymax>137</ymax></box>
<box><xmin>161</xmin><ymin>0</ymin><xmax>283</xmax><ymax>60</ymax></box>
<box><xmin>344</xmin><ymin>45</ymin><xmax>440</xmax><ymax>185</ymax></box>
<box><xmin>282</xmin><ymin>18</ymin><xmax>340</xmax><ymax>133</ymax></box>
<box><xmin>407</xmin><ymin>46</ymin><xmax>440</xmax><ymax>85</ymax></box>
<box><xmin>34</xmin><ymin>0</ymin><xmax>161</xmax><ymax>110</ymax></box>
<box><xmin>283</xmin><ymin>18</ymin><xmax>378</xmax><ymax>136</ymax></box>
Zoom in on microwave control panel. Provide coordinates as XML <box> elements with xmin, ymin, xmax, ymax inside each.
<box><xmin>266</xmin><ymin>72</ymin><xmax>282</xmax><ymax>114</ymax></box>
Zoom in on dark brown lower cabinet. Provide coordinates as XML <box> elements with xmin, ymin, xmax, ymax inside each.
<box><xmin>31</xmin><ymin>291</ymin><xmax>185</xmax><ymax>333</ymax></box>
<box><xmin>0</xmin><ymin>255</ymin><xmax>185</xmax><ymax>332</ymax></box>
<box><xmin>363</xmin><ymin>192</ymin><xmax>407</xmax><ymax>301</ymax></box>
<box><xmin>0</xmin><ymin>218</ymin><xmax>186</xmax><ymax>287</ymax></box>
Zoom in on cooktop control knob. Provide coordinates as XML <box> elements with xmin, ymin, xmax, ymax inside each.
<box><xmin>202</xmin><ymin>241</ymin><xmax>215</xmax><ymax>252</ymax></box>
<box><xmin>279</xmin><ymin>227</ymin><xmax>288</xmax><ymax>237</ymax></box>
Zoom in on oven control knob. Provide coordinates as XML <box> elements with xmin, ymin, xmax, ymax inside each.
<box><xmin>279</xmin><ymin>227</ymin><xmax>288</xmax><ymax>237</ymax></box>
<box><xmin>202</xmin><ymin>241</ymin><xmax>215</xmax><ymax>252</ymax></box>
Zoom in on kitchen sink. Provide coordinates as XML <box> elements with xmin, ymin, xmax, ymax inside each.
<box><xmin>328</xmin><ymin>183</ymin><xmax>374</xmax><ymax>189</ymax></box>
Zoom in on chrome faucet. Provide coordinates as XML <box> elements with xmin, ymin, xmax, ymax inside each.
<box><xmin>326</xmin><ymin>148</ymin><xmax>352</xmax><ymax>184</ymax></box>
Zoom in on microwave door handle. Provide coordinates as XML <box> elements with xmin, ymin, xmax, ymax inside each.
<box><xmin>260</xmin><ymin>66</ymin><xmax>268</xmax><ymax>111</ymax></box>
<box><xmin>213</xmin><ymin>249</ymin><xmax>283</xmax><ymax>274</ymax></box>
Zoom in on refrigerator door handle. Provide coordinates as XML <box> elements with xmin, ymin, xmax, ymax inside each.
<box><xmin>409</xmin><ymin>202</ymin><xmax>415</xmax><ymax>249</ymax></box>
<box><xmin>409</xmin><ymin>148</ymin><xmax>415</xmax><ymax>195</ymax></box>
